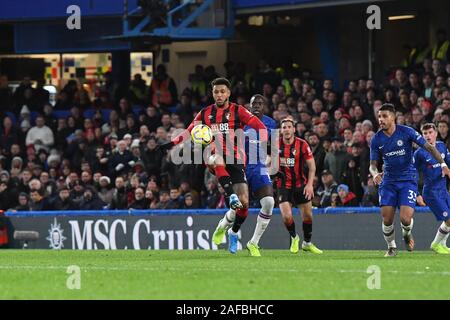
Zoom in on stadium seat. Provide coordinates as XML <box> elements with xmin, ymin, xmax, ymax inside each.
<box><xmin>132</xmin><ymin>105</ymin><xmax>144</xmax><ymax>116</ymax></box>
<box><xmin>52</xmin><ymin>110</ymin><xmax>71</xmax><ymax>119</ymax></box>
<box><xmin>30</xmin><ymin>111</ymin><xmax>40</xmax><ymax>123</ymax></box>
<box><xmin>101</xmin><ymin>109</ymin><xmax>112</xmax><ymax>122</ymax></box>
<box><xmin>83</xmin><ymin>109</ymin><xmax>96</xmax><ymax>119</ymax></box>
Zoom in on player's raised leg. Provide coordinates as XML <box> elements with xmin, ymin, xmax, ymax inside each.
<box><xmin>228</xmin><ymin>181</ymin><xmax>250</xmax><ymax>254</ymax></box>
<box><xmin>299</xmin><ymin>201</ymin><xmax>322</xmax><ymax>254</ymax></box>
<box><xmin>211</xmin><ymin>155</ymin><xmax>243</xmax><ymax>246</ymax></box>
<box><xmin>279</xmin><ymin>201</ymin><xmax>299</xmax><ymax>253</ymax></box>
<box><xmin>381</xmin><ymin>205</ymin><xmax>397</xmax><ymax>257</ymax></box>
<box><xmin>213</xmin><ymin>207</ymin><xmax>235</xmax><ymax>245</ymax></box>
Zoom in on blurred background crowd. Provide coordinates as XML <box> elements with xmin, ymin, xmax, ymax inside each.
<box><xmin>0</xmin><ymin>50</ymin><xmax>449</xmax><ymax>211</ymax></box>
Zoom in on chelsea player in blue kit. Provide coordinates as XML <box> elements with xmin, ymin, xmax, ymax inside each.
<box><xmin>212</xmin><ymin>94</ymin><xmax>276</xmax><ymax>256</ymax></box>
<box><xmin>369</xmin><ymin>104</ymin><xmax>450</xmax><ymax>257</ymax></box>
<box><xmin>414</xmin><ymin>123</ymin><xmax>450</xmax><ymax>254</ymax></box>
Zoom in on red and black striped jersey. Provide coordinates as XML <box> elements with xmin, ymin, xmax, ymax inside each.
<box><xmin>276</xmin><ymin>137</ymin><xmax>313</xmax><ymax>189</ymax></box>
<box><xmin>172</xmin><ymin>102</ymin><xmax>267</xmax><ymax>164</ymax></box>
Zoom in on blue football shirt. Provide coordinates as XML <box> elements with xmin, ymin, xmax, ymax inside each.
<box><xmin>244</xmin><ymin>115</ymin><xmax>276</xmax><ymax>166</ymax></box>
<box><xmin>414</xmin><ymin>141</ymin><xmax>450</xmax><ymax>191</ymax></box>
<box><xmin>370</xmin><ymin>124</ymin><xmax>426</xmax><ymax>182</ymax></box>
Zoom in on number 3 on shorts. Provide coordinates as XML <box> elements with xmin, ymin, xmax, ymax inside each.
<box><xmin>408</xmin><ymin>190</ymin><xmax>417</xmax><ymax>201</ymax></box>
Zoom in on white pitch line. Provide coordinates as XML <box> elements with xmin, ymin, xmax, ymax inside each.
<box><xmin>0</xmin><ymin>265</ymin><xmax>449</xmax><ymax>276</ymax></box>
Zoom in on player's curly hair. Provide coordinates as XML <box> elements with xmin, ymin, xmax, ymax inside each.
<box><xmin>211</xmin><ymin>77</ymin><xmax>231</xmax><ymax>89</ymax></box>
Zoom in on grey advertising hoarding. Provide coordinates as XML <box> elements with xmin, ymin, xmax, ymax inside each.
<box><xmin>5</xmin><ymin>212</ymin><xmax>442</xmax><ymax>250</ymax></box>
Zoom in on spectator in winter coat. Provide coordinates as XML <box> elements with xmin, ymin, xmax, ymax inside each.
<box><xmin>97</xmin><ymin>176</ymin><xmax>114</xmax><ymax>204</ymax></box>
<box><xmin>335</xmin><ymin>184</ymin><xmax>358</xmax><ymax>207</ymax></box>
<box><xmin>50</xmin><ymin>187</ymin><xmax>79</xmax><ymax>210</ymax></box>
<box><xmin>315</xmin><ymin>170</ymin><xmax>338</xmax><ymax>208</ymax></box>
<box><xmin>324</xmin><ymin>137</ymin><xmax>352</xmax><ymax>183</ymax></box>
<box><xmin>0</xmin><ymin>181</ymin><xmax>14</xmax><ymax>211</ymax></box>
<box><xmin>12</xmin><ymin>192</ymin><xmax>31</xmax><ymax>211</ymax></box>
<box><xmin>29</xmin><ymin>189</ymin><xmax>51</xmax><ymax>211</ymax></box>
<box><xmin>183</xmin><ymin>193</ymin><xmax>197</xmax><ymax>209</ymax></box>
<box><xmin>79</xmin><ymin>187</ymin><xmax>106</xmax><ymax>210</ymax></box>
<box><xmin>361</xmin><ymin>175</ymin><xmax>379</xmax><ymax>207</ymax></box>
<box><xmin>128</xmin><ymin>187</ymin><xmax>150</xmax><ymax>209</ymax></box>
<box><xmin>155</xmin><ymin>189</ymin><xmax>170</xmax><ymax>209</ymax></box>
<box><xmin>108</xmin><ymin>140</ymin><xmax>134</xmax><ymax>178</ymax></box>
<box><xmin>109</xmin><ymin>176</ymin><xmax>128</xmax><ymax>209</ymax></box>
<box><xmin>167</xmin><ymin>187</ymin><xmax>183</xmax><ymax>209</ymax></box>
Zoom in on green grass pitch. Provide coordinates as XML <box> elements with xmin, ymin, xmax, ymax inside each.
<box><xmin>0</xmin><ymin>250</ymin><xmax>449</xmax><ymax>300</ymax></box>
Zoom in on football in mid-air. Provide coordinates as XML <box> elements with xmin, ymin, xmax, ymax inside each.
<box><xmin>191</xmin><ymin>124</ymin><xmax>213</xmax><ymax>145</ymax></box>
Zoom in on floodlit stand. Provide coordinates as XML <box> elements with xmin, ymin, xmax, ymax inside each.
<box><xmin>104</xmin><ymin>0</ymin><xmax>234</xmax><ymax>42</ymax></box>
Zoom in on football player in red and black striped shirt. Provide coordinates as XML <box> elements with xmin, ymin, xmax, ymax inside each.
<box><xmin>275</xmin><ymin>118</ymin><xmax>323</xmax><ymax>254</ymax></box>
<box><xmin>159</xmin><ymin>78</ymin><xmax>268</xmax><ymax>253</ymax></box>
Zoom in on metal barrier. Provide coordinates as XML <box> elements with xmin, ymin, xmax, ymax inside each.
<box><xmin>6</xmin><ymin>206</ymin><xmax>433</xmax><ymax>217</ymax></box>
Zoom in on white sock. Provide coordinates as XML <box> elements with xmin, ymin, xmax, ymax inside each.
<box><xmin>401</xmin><ymin>219</ymin><xmax>414</xmax><ymax>237</ymax></box>
<box><xmin>382</xmin><ymin>223</ymin><xmax>396</xmax><ymax>248</ymax></box>
<box><xmin>218</xmin><ymin>209</ymin><xmax>235</xmax><ymax>230</ymax></box>
<box><xmin>441</xmin><ymin>234</ymin><xmax>449</xmax><ymax>247</ymax></box>
<box><xmin>432</xmin><ymin>221</ymin><xmax>450</xmax><ymax>245</ymax></box>
<box><xmin>228</xmin><ymin>228</ymin><xmax>238</xmax><ymax>236</ymax></box>
<box><xmin>250</xmin><ymin>197</ymin><xmax>274</xmax><ymax>246</ymax></box>
<box><xmin>250</xmin><ymin>212</ymin><xmax>271</xmax><ymax>246</ymax></box>
<box><xmin>302</xmin><ymin>241</ymin><xmax>311</xmax><ymax>246</ymax></box>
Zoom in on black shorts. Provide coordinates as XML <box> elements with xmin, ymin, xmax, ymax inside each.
<box><xmin>277</xmin><ymin>187</ymin><xmax>310</xmax><ymax>206</ymax></box>
<box><xmin>226</xmin><ymin>164</ymin><xmax>247</xmax><ymax>184</ymax></box>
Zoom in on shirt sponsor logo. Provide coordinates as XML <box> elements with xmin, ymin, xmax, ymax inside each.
<box><xmin>385</xmin><ymin>149</ymin><xmax>406</xmax><ymax>157</ymax></box>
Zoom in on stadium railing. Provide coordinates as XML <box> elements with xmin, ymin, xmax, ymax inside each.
<box><xmin>5</xmin><ymin>207</ymin><xmax>433</xmax><ymax>217</ymax></box>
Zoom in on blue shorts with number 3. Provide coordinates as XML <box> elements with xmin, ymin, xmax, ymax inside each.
<box><xmin>379</xmin><ymin>180</ymin><xmax>418</xmax><ymax>209</ymax></box>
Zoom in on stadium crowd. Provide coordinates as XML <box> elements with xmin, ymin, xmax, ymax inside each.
<box><xmin>0</xmin><ymin>50</ymin><xmax>449</xmax><ymax>212</ymax></box>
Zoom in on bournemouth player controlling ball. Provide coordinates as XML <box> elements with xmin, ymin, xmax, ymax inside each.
<box><xmin>158</xmin><ymin>77</ymin><xmax>268</xmax><ymax>253</ymax></box>
<box><xmin>213</xmin><ymin>94</ymin><xmax>277</xmax><ymax>257</ymax></box>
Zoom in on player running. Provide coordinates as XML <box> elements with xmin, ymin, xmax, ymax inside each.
<box><xmin>369</xmin><ymin>104</ymin><xmax>450</xmax><ymax>257</ymax></box>
<box><xmin>275</xmin><ymin>117</ymin><xmax>322</xmax><ymax>254</ymax></box>
<box><xmin>212</xmin><ymin>94</ymin><xmax>276</xmax><ymax>256</ymax></box>
<box><xmin>158</xmin><ymin>78</ymin><xmax>268</xmax><ymax>253</ymax></box>
<box><xmin>413</xmin><ymin>123</ymin><xmax>450</xmax><ymax>254</ymax></box>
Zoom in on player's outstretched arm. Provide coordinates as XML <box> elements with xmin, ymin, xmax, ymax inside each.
<box><xmin>423</xmin><ymin>142</ymin><xmax>450</xmax><ymax>178</ymax></box>
<box><xmin>369</xmin><ymin>160</ymin><xmax>383</xmax><ymax>185</ymax></box>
